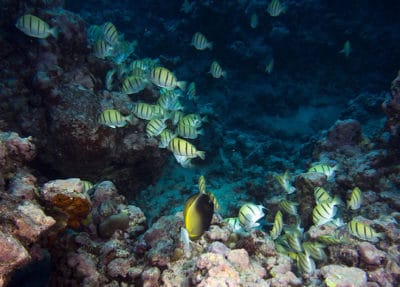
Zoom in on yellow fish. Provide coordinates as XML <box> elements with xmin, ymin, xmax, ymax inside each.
<box><xmin>312</xmin><ymin>196</ymin><xmax>341</xmax><ymax>226</ymax></box>
<box><xmin>121</xmin><ymin>75</ymin><xmax>147</xmax><ymax>94</ymax></box>
<box><xmin>146</xmin><ymin>119</ymin><xmax>166</xmax><ymax>138</ymax></box>
<box><xmin>275</xmin><ymin>170</ymin><xmax>296</xmax><ymax>194</ymax></box>
<box><xmin>296</xmin><ymin>252</ymin><xmax>315</xmax><ymax>275</ymax></box>
<box><xmin>80</xmin><ymin>180</ymin><xmax>94</xmax><ymax>193</ymax></box>
<box><xmin>16</xmin><ymin>14</ymin><xmax>58</xmax><ymax>39</ymax></box>
<box><xmin>347</xmin><ymin>220</ymin><xmax>383</xmax><ymax>242</ymax></box>
<box><xmin>184</xmin><ymin>192</ymin><xmax>214</xmax><ymax>240</ymax></box>
<box><xmin>176</xmin><ymin>122</ymin><xmax>204</xmax><ymax>139</ymax></box>
<box><xmin>347</xmin><ymin>187</ymin><xmax>362</xmax><ymax>210</ymax></box>
<box><xmin>302</xmin><ymin>241</ymin><xmax>327</xmax><ymax>261</ymax></box>
<box><xmin>265</xmin><ymin>58</ymin><xmax>274</xmax><ymax>74</ymax></box>
<box><xmin>279</xmin><ymin>200</ymin><xmax>298</xmax><ymax>216</ymax></box>
<box><xmin>186</xmin><ymin>82</ymin><xmax>197</xmax><ymax>101</ymax></box>
<box><xmin>191</xmin><ymin>32</ymin><xmax>213</xmax><ymax>50</ymax></box>
<box><xmin>267</xmin><ymin>0</ymin><xmax>287</xmax><ymax>17</ymax></box>
<box><xmin>209</xmin><ymin>61</ymin><xmax>226</xmax><ymax>78</ymax></box>
<box><xmin>308</xmin><ymin>164</ymin><xmax>337</xmax><ymax>180</ymax></box>
<box><xmin>98</xmin><ymin>109</ymin><xmax>131</xmax><ymax>128</ymax></box>
<box><xmin>93</xmin><ymin>39</ymin><xmax>113</xmax><ymax>59</ymax></box>
<box><xmin>168</xmin><ymin>138</ymin><xmax>205</xmax><ymax>159</ymax></box>
<box><xmin>198</xmin><ymin>175</ymin><xmax>206</xmax><ymax>194</ymax></box>
<box><xmin>224</xmin><ymin>217</ymin><xmax>243</xmax><ymax>233</ymax></box>
<box><xmin>270</xmin><ymin>210</ymin><xmax>283</xmax><ymax>240</ymax></box>
<box><xmin>313</xmin><ymin>187</ymin><xmax>332</xmax><ymax>204</ymax></box>
<box><xmin>207</xmin><ymin>192</ymin><xmax>220</xmax><ymax>212</ymax></box>
<box><xmin>102</xmin><ymin>22</ymin><xmax>119</xmax><ymax>45</ymax></box>
<box><xmin>238</xmin><ymin>203</ymin><xmax>265</xmax><ymax>229</ymax></box>
<box><xmin>150</xmin><ymin>67</ymin><xmax>187</xmax><ymax>91</ymax></box>
<box><xmin>158</xmin><ymin>129</ymin><xmax>176</xmax><ymax>148</ymax></box>
<box><xmin>250</xmin><ymin>13</ymin><xmax>258</xmax><ymax>29</ymax></box>
<box><xmin>339</xmin><ymin>40</ymin><xmax>351</xmax><ymax>57</ymax></box>
<box><xmin>132</xmin><ymin>103</ymin><xmax>163</xmax><ymax>120</ymax></box>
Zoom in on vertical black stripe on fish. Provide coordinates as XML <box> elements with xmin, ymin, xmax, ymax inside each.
<box><xmin>29</xmin><ymin>15</ymin><xmax>33</xmax><ymax>34</ymax></box>
<box><xmin>239</xmin><ymin>210</ymin><xmax>252</xmax><ymax>225</ymax></box>
<box><xmin>37</xmin><ymin>18</ymin><xmax>41</xmax><ymax>35</ymax></box>
<box><xmin>165</xmin><ymin>71</ymin><xmax>170</xmax><ymax>87</ymax></box>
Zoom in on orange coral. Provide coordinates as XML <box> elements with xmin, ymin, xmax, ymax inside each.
<box><xmin>51</xmin><ymin>193</ymin><xmax>91</xmax><ymax>229</ymax></box>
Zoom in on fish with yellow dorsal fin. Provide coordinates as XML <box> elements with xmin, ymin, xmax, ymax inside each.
<box><xmin>275</xmin><ymin>170</ymin><xmax>296</xmax><ymax>194</ymax></box>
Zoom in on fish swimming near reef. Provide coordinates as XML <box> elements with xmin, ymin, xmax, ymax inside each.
<box><xmin>347</xmin><ymin>220</ymin><xmax>384</xmax><ymax>242</ymax></box>
<box><xmin>98</xmin><ymin>109</ymin><xmax>132</xmax><ymax>128</ymax></box>
<box><xmin>224</xmin><ymin>217</ymin><xmax>243</xmax><ymax>233</ymax></box>
<box><xmin>270</xmin><ymin>210</ymin><xmax>283</xmax><ymax>240</ymax></box>
<box><xmin>279</xmin><ymin>200</ymin><xmax>298</xmax><ymax>216</ymax></box>
<box><xmin>267</xmin><ymin>0</ymin><xmax>287</xmax><ymax>17</ymax></box>
<box><xmin>265</xmin><ymin>58</ymin><xmax>274</xmax><ymax>74</ymax></box>
<box><xmin>347</xmin><ymin>187</ymin><xmax>362</xmax><ymax>210</ymax></box>
<box><xmin>168</xmin><ymin>137</ymin><xmax>205</xmax><ymax>160</ymax></box>
<box><xmin>191</xmin><ymin>32</ymin><xmax>213</xmax><ymax>50</ymax></box>
<box><xmin>186</xmin><ymin>82</ymin><xmax>197</xmax><ymax>101</ymax></box>
<box><xmin>121</xmin><ymin>75</ymin><xmax>148</xmax><ymax>94</ymax></box>
<box><xmin>296</xmin><ymin>251</ymin><xmax>316</xmax><ymax>275</ymax></box>
<box><xmin>150</xmin><ymin>67</ymin><xmax>187</xmax><ymax>91</ymax></box>
<box><xmin>176</xmin><ymin>122</ymin><xmax>204</xmax><ymax>139</ymax></box>
<box><xmin>183</xmin><ymin>192</ymin><xmax>214</xmax><ymax>240</ymax></box>
<box><xmin>146</xmin><ymin>118</ymin><xmax>166</xmax><ymax>138</ymax></box>
<box><xmin>94</xmin><ymin>39</ymin><xmax>113</xmax><ymax>59</ymax></box>
<box><xmin>16</xmin><ymin>14</ymin><xmax>58</xmax><ymax>39</ymax></box>
<box><xmin>339</xmin><ymin>40</ymin><xmax>351</xmax><ymax>57</ymax></box>
<box><xmin>238</xmin><ymin>203</ymin><xmax>265</xmax><ymax>229</ymax></box>
<box><xmin>308</xmin><ymin>164</ymin><xmax>337</xmax><ymax>181</ymax></box>
<box><xmin>250</xmin><ymin>13</ymin><xmax>258</xmax><ymax>29</ymax></box>
<box><xmin>275</xmin><ymin>170</ymin><xmax>296</xmax><ymax>194</ymax></box>
<box><xmin>158</xmin><ymin>129</ymin><xmax>176</xmax><ymax>148</ymax></box>
<box><xmin>198</xmin><ymin>175</ymin><xmax>206</xmax><ymax>194</ymax></box>
<box><xmin>312</xmin><ymin>196</ymin><xmax>341</xmax><ymax>226</ymax></box>
<box><xmin>102</xmin><ymin>22</ymin><xmax>119</xmax><ymax>45</ymax></box>
<box><xmin>209</xmin><ymin>61</ymin><xmax>226</xmax><ymax>79</ymax></box>
<box><xmin>313</xmin><ymin>187</ymin><xmax>332</xmax><ymax>204</ymax></box>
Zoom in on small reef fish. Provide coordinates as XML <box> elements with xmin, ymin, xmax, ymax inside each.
<box><xmin>270</xmin><ymin>210</ymin><xmax>283</xmax><ymax>240</ymax></box>
<box><xmin>176</xmin><ymin>122</ymin><xmax>204</xmax><ymax>139</ymax></box>
<box><xmin>275</xmin><ymin>170</ymin><xmax>296</xmax><ymax>194</ymax></box>
<box><xmin>98</xmin><ymin>109</ymin><xmax>131</xmax><ymax>128</ymax></box>
<box><xmin>158</xmin><ymin>129</ymin><xmax>176</xmax><ymax>148</ymax></box>
<box><xmin>132</xmin><ymin>103</ymin><xmax>161</xmax><ymax>120</ymax></box>
<box><xmin>173</xmin><ymin>154</ymin><xmax>193</xmax><ymax>168</ymax></box>
<box><xmin>179</xmin><ymin>114</ymin><xmax>205</xmax><ymax>128</ymax></box>
<box><xmin>94</xmin><ymin>39</ymin><xmax>113</xmax><ymax>59</ymax></box>
<box><xmin>186</xmin><ymin>82</ymin><xmax>197</xmax><ymax>101</ymax></box>
<box><xmin>284</xmin><ymin>230</ymin><xmax>303</xmax><ymax>252</ymax></box>
<box><xmin>339</xmin><ymin>40</ymin><xmax>351</xmax><ymax>57</ymax></box>
<box><xmin>191</xmin><ymin>32</ymin><xmax>213</xmax><ymax>50</ymax></box>
<box><xmin>183</xmin><ymin>192</ymin><xmax>214</xmax><ymax>240</ymax></box>
<box><xmin>171</xmin><ymin>110</ymin><xmax>184</xmax><ymax>126</ymax></box>
<box><xmin>302</xmin><ymin>241</ymin><xmax>327</xmax><ymax>261</ymax></box>
<box><xmin>312</xmin><ymin>196</ymin><xmax>341</xmax><ymax>226</ymax></box>
<box><xmin>296</xmin><ymin>251</ymin><xmax>316</xmax><ymax>275</ymax></box>
<box><xmin>250</xmin><ymin>13</ymin><xmax>258</xmax><ymax>29</ymax></box>
<box><xmin>209</xmin><ymin>61</ymin><xmax>227</xmax><ymax>79</ymax></box>
<box><xmin>80</xmin><ymin>180</ymin><xmax>94</xmax><ymax>193</ymax></box>
<box><xmin>157</xmin><ymin>93</ymin><xmax>183</xmax><ymax>111</ymax></box>
<box><xmin>238</xmin><ymin>203</ymin><xmax>265</xmax><ymax>229</ymax></box>
<box><xmin>314</xmin><ymin>187</ymin><xmax>332</xmax><ymax>204</ymax></box>
<box><xmin>146</xmin><ymin>119</ymin><xmax>166</xmax><ymax>138</ymax></box>
<box><xmin>267</xmin><ymin>0</ymin><xmax>287</xmax><ymax>17</ymax></box>
<box><xmin>198</xmin><ymin>175</ymin><xmax>206</xmax><ymax>194</ymax></box>
<box><xmin>102</xmin><ymin>22</ymin><xmax>119</xmax><ymax>45</ymax></box>
<box><xmin>207</xmin><ymin>192</ymin><xmax>220</xmax><ymax>212</ymax></box>
<box><xmin>105</xmin><ymin>69</ymin><xmax>116</xmax><ymax>91</ymax></box>
<box><xmin>265</xmin><ymin>58</ymin><xmax>274</xmax><ymax>74</ymax></box>
<box><xmin>347</xmin><ymin>187</ymin><xmax>362</xmax><ymax>210</ymax></box>
<box><xmin>150</xmin><ymin>104</ymin><xmax>167</xmax><ymax>119</ymax></box>
<box><xmin>87</xmin><ymin>25</ymin><xmax>103</xmax><ymax>44</ymax></box>
<box><xmin>121</xmin><ymin>75</ymin><xmax>147</xmax><ymax>94</ymax></box>
<box><xmin>150</xmin><ymin>67</ymin><xmax>187</xmax><ymax>91</ymax></box>
<box><xmin>308</xmin><ymin>164</ymin><xmax>337</xmax><ymax>181</ymax></box>
<box><xmin>224</xmin><ymin>217</ymin><xmax>243</xmax><ymax>233</ymax></box>
<box><xmin>347</xmin><ymin>220</ymin><xmax>384</xmax><ymax>242</ymax></box>
<box><xmin>279</xmin><ymin>200</ymin><xmax>298</xmax><ymax>216</ymax></box>
<box><xmin>168</xmin><ymin>138</ymin><xmax>205</xmax><ymax>160</ymax></box>
<box><xmin>16</xmin><ymin>14</ymin><xmax>58</xmax><ymax>39</ymax></box>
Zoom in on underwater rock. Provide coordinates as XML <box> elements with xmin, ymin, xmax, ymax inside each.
<box><xmin>8</xmin><ymin>168</ymin><xmax>38</xmax><ymax>200</ymax></box>
<box><xmin>320</xmin><ymin>265</ymin><xmax>367</xmax><ymax>287</ymax></box>
<box><xmin>0</xmin><ymin>192</ymin><xmax>55</xmax><ymax>286</ymax></box>
<box><xmin>141</xmin><ymin>267</ymin><xmax>161</xmax><ymax>287</ymax></box>
<box><xmin>0</xmin><ymin>132</ymin><xmax>36</xmax><ymax>189</ymax></box>
<box><xmin>98</xmin><ymin>213</ymin><xmax>130</xmax><ymax>239</ymax></box>
<box><xmin>358</xmin><ymin>242</ymin><xmax>386</xmax><ymax>267</ymax></box>
<box><xmin>41</xmin><ymin>178</ymin><xmax>91</xmax><ymax>229</ymax></box>
<box><xmin>383</xmin><ymin>70</ymin><xmax>400</xmax><ymax>155</ymax></box>
<box><xmin>325</xmin><ymin>119</ymin><xmax>363</xmax><ymax>148</ymax></box>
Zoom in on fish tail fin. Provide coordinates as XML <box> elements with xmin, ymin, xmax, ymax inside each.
<box><xmin>197</xmin><ymin>150</ymin><xmax>205</xmax><ymax>160</ymax></box>
<box><xmin>208</xmin><ymin>42</ymin><xmax>213</xmax><ymax>50</ymax></box>
<box><xmin>198</xmin><ymin>129</ymin><xmax>204</xmax><ymax>136</ymax></box>
<box><xmin>332</xmin><ymin>195</ymin><xmax>344</xmax><ymax>206</ymax></box>
<box><xmin>222</xmin><ymin>71</ymin><xmax>227</xmax><ymax>78</ymax></box>
<box><xmin>50</xmin><ymin>27</ymin><xmax>58</xmax><ymax>39</ymax></box>
<box><xmin>201</xmin><ymin>115</ymin><xmax>209</xmax><ymax>123</ymax></box>
<box><xmin>177</xmin><ymin>81</ymin><xmax>187</xmax><ymax>91</ymax></box>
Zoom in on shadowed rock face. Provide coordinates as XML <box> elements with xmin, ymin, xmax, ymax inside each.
<box><xmin>0</xmin><ymin>2</ymin><xmax>168</xmax><ymax>197</ymax></box>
